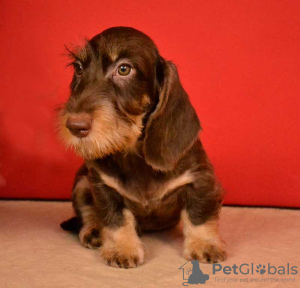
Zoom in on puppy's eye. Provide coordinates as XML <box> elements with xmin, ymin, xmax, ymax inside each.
<box><xmin>73</xmin><ymin>62</ymin><xmax>83</xmax><ymax>75</ymax></box>
<box><xmin>117</xmin><ymin>65</ymin><xmax>131</xmax><ymax>76</ymax></box>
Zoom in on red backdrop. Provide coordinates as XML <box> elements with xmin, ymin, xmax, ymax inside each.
<box><xmin>0</xmin><ymin>0</ymin><xmax>299</xmax><ymax>207</ymax></box>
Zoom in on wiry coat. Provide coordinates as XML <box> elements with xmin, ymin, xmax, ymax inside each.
<box><xmin>59</xmin><ymin>27</ymin><xmax>226</xmax><ymax>268</ymax></box>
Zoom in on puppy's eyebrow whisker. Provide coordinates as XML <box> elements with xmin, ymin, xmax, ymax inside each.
<box><xmin>64</xmin><ymin>42</ymin><xmax>91</xmax><ymax>64</ymax></box>
<box><xmin>65</xmin><ymin>45</ymin><xmax>83</xmax><ymax>62</ymax></box>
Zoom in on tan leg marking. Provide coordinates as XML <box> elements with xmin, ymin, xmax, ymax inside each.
<box><xmin>181</xmin><ymin>209</ymin><xmax>226</xmax><ymax>263</ymax></box>
<box><xmin>100</xmin><ymin>209</ymin><xmax>145</xmax><ymax>268</ymax></box>
<box><xmin>78</xmin><ymin>206</ymin><xmax>102</xmax><ymax>249</ymax></box>
<box><xmin>74</xmin><ymin>176</ymin><xmax>101</xmax><ymax>249</ymax></box>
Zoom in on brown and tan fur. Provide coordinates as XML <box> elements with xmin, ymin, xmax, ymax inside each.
<box><xmin>59</xmin><ymin>27</ymin><xmax>226</xmax><ymax>268</ymax></box>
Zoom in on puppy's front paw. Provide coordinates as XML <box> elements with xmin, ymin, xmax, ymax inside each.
<box><xmin>184</xmin><ymin>240</ymin><xmax>227</xmax><ymax>264</ymax></box>
<box><xmin>100</xmin><ymin>209</ymin><xmax>145</xmax><ymax>268</ymax></box>
<box><xmin>101</xmin><ymin>239</ymin><xmax>145</xmax><ymax>268</ymax></box>
<box><xmin>79</xmin><ymin>226</ymin><xmax>101</xmax><ymax>249</ymax></box>
<box><xmin>181</xmin><ymin>211</ymin><xmax>226</xmax><ymax>264</ymax></box>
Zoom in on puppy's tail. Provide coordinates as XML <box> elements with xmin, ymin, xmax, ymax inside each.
<box><xmin>60</xmin><ymin>217</ymin><xmax>82</xmax><ymax>234</ymax></box>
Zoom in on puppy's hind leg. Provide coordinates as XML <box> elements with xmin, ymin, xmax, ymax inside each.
<box><xmin>70</xmin><ymin>165</ymin><xmax>102</xmax><ymax>249</ymax></box>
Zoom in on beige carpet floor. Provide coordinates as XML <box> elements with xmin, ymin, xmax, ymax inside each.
<box><xmin>0</xmin><ymin>201</ymin><xmax>299</xmax><ymax>288</ymax></box>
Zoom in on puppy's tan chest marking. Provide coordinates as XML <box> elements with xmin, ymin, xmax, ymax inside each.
<box><xmin>89</xmin><ymin>163</ymin><xmax>195</xmax><ymax>206</ymax></box>
<box><xmin>146</xmin><ymin>170</ymin><xmax>195</xmax><ymax>201</ymax></box>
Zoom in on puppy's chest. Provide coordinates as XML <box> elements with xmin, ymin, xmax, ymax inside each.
<box><xmin>87</xmin><ymin>159</ymin><xmax>194</xmax><ymax>207</ymax></box>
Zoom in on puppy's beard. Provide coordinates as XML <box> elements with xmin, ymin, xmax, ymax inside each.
<box><xmin>57</xmin><ymin>103</ymin><xmax>143</xmax><ymax>159</ymax></box>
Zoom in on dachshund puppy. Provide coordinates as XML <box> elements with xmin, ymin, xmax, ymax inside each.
<box><xmin>59</xmin><ymin>27</ymin><xmax>226</xmax><ymax>268</ymax></box>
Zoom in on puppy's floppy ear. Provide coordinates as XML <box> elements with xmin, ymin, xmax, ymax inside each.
<box><xmin>144</xmin><ymin>59</ymin><xmax>201</xmax><ymax>171</ymax></box>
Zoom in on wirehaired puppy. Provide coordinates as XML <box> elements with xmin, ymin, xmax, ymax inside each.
<box><xmin>59</xmin><ymin>26</ymin><xmax>226</xmax><ymax>268</ymax></box>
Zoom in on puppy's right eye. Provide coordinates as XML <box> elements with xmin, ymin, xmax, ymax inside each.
<box><xmin>73</xmin><ymin>62</ymin><xmax>83</xmax><ymax>75</ymax></box>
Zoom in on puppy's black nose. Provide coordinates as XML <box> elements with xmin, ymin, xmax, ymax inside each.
<box><xmin>66</xmin><ymin>114</ymin><xmax>92</xmax><ymax>138</ymax></box>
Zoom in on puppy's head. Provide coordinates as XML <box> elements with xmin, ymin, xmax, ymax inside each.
<box><xmin>58</xmin><ymin>27</ymin><xmax>200</xmax><ymax>170</ymax></box>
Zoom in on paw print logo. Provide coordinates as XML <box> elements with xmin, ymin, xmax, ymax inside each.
<box><xmin>256</xmin><ymin>264</ymin><xmax>266</xmax><ymax>274</ymax></box>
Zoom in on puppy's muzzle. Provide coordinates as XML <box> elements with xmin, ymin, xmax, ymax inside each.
<box><xmin>66</xmin><ymin>113</ymin><xmax>92</xmax><ymax>138</ymax></box>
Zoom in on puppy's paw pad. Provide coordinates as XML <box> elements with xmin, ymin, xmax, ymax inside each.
<box><xmin>184</xmin><ymin>243</ymin><xmax>227</xmax><ymax>264</ymax></box>
<box><xmin>79</xmin><ymin>227</ymin><xmax>101</xmax><ymax>249</ymax></box>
